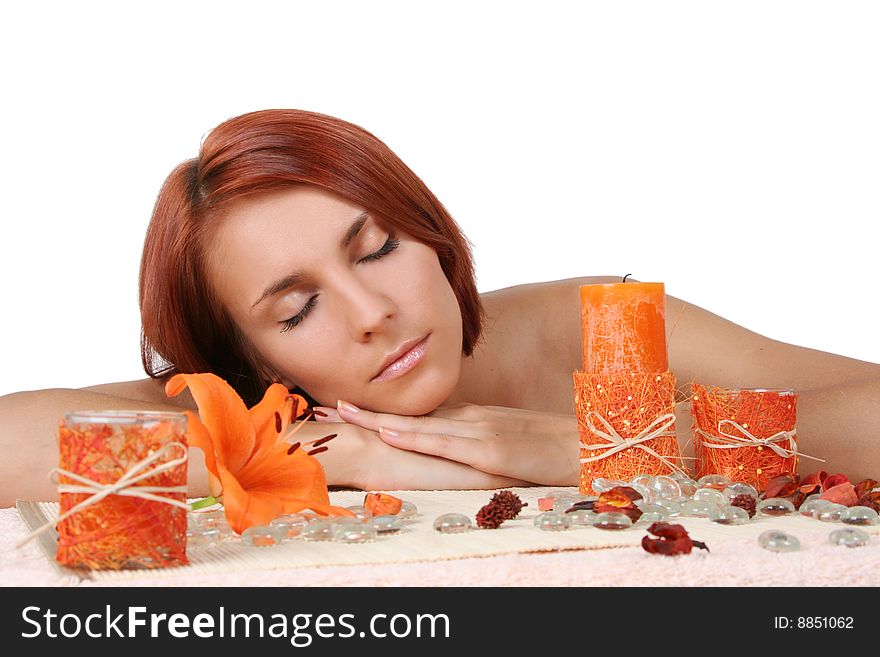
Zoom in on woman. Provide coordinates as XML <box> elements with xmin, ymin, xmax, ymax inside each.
<box><xmin>2</xmin><ymin>109</ymin><xmax>878</xmax><ymax>506</ymax></box>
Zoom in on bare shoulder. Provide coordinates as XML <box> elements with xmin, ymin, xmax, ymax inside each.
<box><xmin>79</xmin><ymin>377</ymin><xmax>197</xmax><ymax>410</ymax></box>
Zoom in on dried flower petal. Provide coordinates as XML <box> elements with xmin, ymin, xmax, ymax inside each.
<box><xmin>820</xmin><ymin>482</ymin><xmax>859</xmax><ymax>507</ymax></box>
<box><xmin>854</xmin><ymin>479</ymin><xmax>879</xmax><ymax>499</ymax></box>
<box><xmin>364</xmin><ymin>492</ymin><xmax>403</xmax><ymax>516</ymax></box>
<box><xmin>763</xmin><ymin>473</ymin><xmax>799</xmax><ymax>499</ymax></box>
<box><xmin>641</xmin><ymin>522</ymin><xmax>707</xmax><ymax>556</ymax></box>
<box><xmin>596</xmin><ymin>487</ymin><xmax>642</xmax><ymax>522</ymax></box>
<box><xmin>822</xmin><ymin>473</ymin><xmax>851</xmax><ymax>490</ymax></box>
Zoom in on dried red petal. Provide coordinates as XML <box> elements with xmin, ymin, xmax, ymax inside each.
<box><xmin>598</xmin><ymin>487</ymin><xmax>641</xmax><ymax>508</ymax></box>
<box><xmin>594</xmin><ymin>502</ymin><xmax>642</xmax><ymax>523</ymax></box>
<box><xmin>641</xmin><ymin>522</ymin><xmax>696</xmax><ymax>556</ymax></box>
<box><xmin>763</xmin><ymin>474</ymin><xmax>799</xmax><ymax>499</ymax></box>
<box><xmin>538</xmin><ymin>497</ymin><xmax>555</xmax><ymax>512</ymax></box>
<box><xmin>858</xmin><ymin>492</ymin><xmax>880</xmax><ymax>513</ymax></box>
<box><xmin>822</xmin><ymin>473</ymin><xmax>851</xmax><ymax>490</ymax></box>
<box><xmin>799</xmin><ymin>471</ymin><xmax>826</xmax><ymax>491</ymax></box>
<box><xmin>819</xmin><ymin>482</ymin><xmax>859</xmax><ymax>507</ymax></box>
<box><xmin>853</xmin><ymin>479</ymin><xmax>879</xmax><ymax>499</ymax></box>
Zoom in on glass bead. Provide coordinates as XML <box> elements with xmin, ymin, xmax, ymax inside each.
<box><xmin>631</xmin><ymin>475</ymin><xmax>653</xmax><ymax>488</ymax></box>
<box><xmin>241</xmin><ymin>525</ymin><xmax>285</xmax><ymax>547</ymax></box>
<box><xmin>756</xmin><ymin>497</ymin><xmax>795</xmax><ymax>517</ymax></box>
<box><xmin>551</xmin><ymin>495</ymin><xmax>577</xmax><ymax>512</ymax></box>
<box><xmin>269</xmin><ymin>513</ymin><xmax>309</xmax><ymax>539</ymax></box>
<box><xmin>828</xmin><ymin>527</ymin><xmax>870</xmax><ymax>548</ymax></box>
<box><xmin>398</xmin><ymin>501</ymin><xmax>418</xmax><ymax>519</ymax></box>
<box><xmin>345</xmin><ymin>505</ymin><xmax>373</xmax><ymax>522</ymax></box>
<box><xmin>332</xmin><ymin>523</ymin><xmax>377</xmax><ymax>543</ymax></box>
<box><xmin>697</xmin><ymin>474</ymin><xmax>733</xmax><ymax>491</ymax></box>
<box><xmin>301</xmin><ymin>520</ymin><xmax>335</xmax><ymax>541</ymax></box>
<box><xmin>758</xmin><ymin>529</ymin><xmax>800</xmax><ymax>552</ymax></box>
<box><xmin>627</xmin><ymin>483</ymin><xmax>651</xmax><ymax>501</ymax></box>
<box><xmin>655</xmin><ymin>500</ymin><xmax>683</xmax><ymax>516</ymax></box>
<box><xmin>724</xmin><ymin>483</ymin><xmax>758</xmax><ymax>501</ymax></box>
<box><xmin>840</xmin><ymin>506</ymin><xmax>879</xmax><ymax>526</ymax></box>
<box><xmin>567</xmin><ymin>509</ymin><xmax>597</xmax><ymax>527</ymax></box>
<box><xmin>693</xmin><ymin>488</ymin><xmax>727</xmax><ymax>507</ymax></box>
<box><xmin>433</xmin><ymin>513</ymin><xmax>472</xmax><ymax>533</ymax></box>
<box><xmin>547</xmin><ymin>489</ymin><xmax>577</xmax><ymax>499</ymax></box>
<box><xmin>637</xmin><ymin>511</ymin><xmax>666</xmax><ymax>524</ymax></box>
<box><xmin>634</xmin><ymin>502</ymin><xmax>668</xmax><ymax>514</ymax></box>
<box><xmin>330</xmin><ymin>516</ymin><xmax>360</xmax><ymax>526</ymax></box>
<box><xmin>799</xmin><ymin>498</ymin><xmax>832</xmax><ymax>518</ymax></box>
<box><xmin>370</xmin><ymin>514</ymin><xmax>403</xmax><ymax>533</ymax></box>
<box><xmin>593</xmin><ymin>511</ymin><xmax>632</xmax><ymax>531</ymax></box>
<box><xmin>591</xmin><ymin>478</ymin><xmax>625</xmax><ymax>493</ymax></box>
<box><xmin>710</xmin><ymin>505</ymin><xmax>750</xmax><ymax>526</ymax></box>
<box><xmin>802</xmin><ymin>493</ymin><xmax>822</xmax><ymax>504</ymax></box>
<box><xmin>678</xmin><ymin>479</ymin><xmax>698</xmax><ymax>498</ymax></box>
<box><xmin>646</xmin><ymin>476</ymin><xmax>681</xmax><ymax>502</ymax></box>
<box><xmin>186</xmin><ymin>526</ymin><xmax>221</xmax><ymax>547</ymax></box>
<box><xmin>670</xmin><ymin>470</ymin><xmax>694</xmax><ymax>483</ymax></box>
<box><xmin>680</xmin><ymin>500</ymin><xmax>719</xmax><ymax>518</ymax></box>
<box><xmin>816</xmin><ymin>503</ymin><xmax>847</xmax><ymax>523</ymax></box>
<box><xmin>534</xmin><ymin>511</ymin><xmax>572</xmax><ymax>531</ymax></box>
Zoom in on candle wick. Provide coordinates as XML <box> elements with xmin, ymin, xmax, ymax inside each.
<box><xmin>622</xmin><ymin>273</ymin><xmax>632</xmax><ymax>283</ymax></box>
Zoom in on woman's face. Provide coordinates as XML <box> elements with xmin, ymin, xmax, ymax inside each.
<box><xmin>207</xmin><ymin>185</ymin><xmax>464</xmax><ymax>415</ymax></box>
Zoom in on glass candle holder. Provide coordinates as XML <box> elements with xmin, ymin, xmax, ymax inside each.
<box><xmin>56</xmin><ymin>410</ymin><xmax>189</xmax><ymax>570</ymax></box>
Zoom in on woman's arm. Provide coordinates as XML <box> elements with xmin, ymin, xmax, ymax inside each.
<box><xmin>0</xmin><ymin>386</ymin><xmax>210</xmax><ymax>507</ymax></box>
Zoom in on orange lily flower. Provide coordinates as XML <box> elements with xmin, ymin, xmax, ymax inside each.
<box><xmin>165</xmin><ymin>372</ymin><xmax>354</xmax><ymax>534</ymax></box>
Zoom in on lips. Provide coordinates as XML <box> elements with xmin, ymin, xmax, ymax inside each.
<box><xmin>373</xmin><ymin>334</ymin><xmax>430</xmax><ymax>379</ymax></box>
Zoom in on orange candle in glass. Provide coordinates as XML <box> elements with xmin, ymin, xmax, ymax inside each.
<box><xmin>580</xmin><ymin>281</ymin><xmax>667</xmax><ymax>374</ymax></box>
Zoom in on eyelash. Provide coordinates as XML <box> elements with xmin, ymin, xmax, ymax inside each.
<box><xmin>279</xmin><ymin>235</ymin><xmax>401</xmax><ymax>333</ymax></box>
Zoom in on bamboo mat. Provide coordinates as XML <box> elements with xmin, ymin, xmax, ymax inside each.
<box><xmin>15</xmin><ymin>486</ymin><xmax>878</xmax><ymax>582</ymax></box>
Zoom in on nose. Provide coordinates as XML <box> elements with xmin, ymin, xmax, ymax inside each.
<box><xmin>336</xmin><ymin>276</ymin><xmax>397</xmax><ymax>341</ymax></box>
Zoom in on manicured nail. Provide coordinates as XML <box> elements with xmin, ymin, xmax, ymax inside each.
<box><xmin>338</xmin><ymin>400</ymin><xmax>359</xmax><ymax>414</ymax></box>
<box><xmin>379</xmin><ymin>427</ymin><xmax>399</xmax><ymax>438</ymax></box>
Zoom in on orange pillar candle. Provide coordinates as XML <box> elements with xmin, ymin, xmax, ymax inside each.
<box><xmin>580</xmin><ymin>281</ymin><xmax>667</xmax><ymax>374</ymax></box>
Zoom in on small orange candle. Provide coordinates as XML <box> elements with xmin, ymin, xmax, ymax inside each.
<box><xmin>580</xmin><ymin>281</ymin><xmax>667</xmax><ymax>374</ymax></box>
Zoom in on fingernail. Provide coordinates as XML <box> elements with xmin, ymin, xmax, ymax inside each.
<box><xmin>379</xmin><ymin>427</ymin><xmax>399</xmax><ymax>438</ymax></box>
<box><xmin>338</xmin><ymin>400</ymin><xmax>359</xmax><ymax>414</ymax></box>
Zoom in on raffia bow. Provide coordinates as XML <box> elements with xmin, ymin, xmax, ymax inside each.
<box><xmin>578</xmin><ymin>410</ymin><xmax>687</xmax><ymax>475</ymax></box>
<box><xmin>696</xmin><ymin>419</ymin><xmax>825</xmax><ymax>462</ymax></box>
<box><xmin>16</xmin><ymin>441</ymin><xmax>189</xmax><ymax>549</ymax></box>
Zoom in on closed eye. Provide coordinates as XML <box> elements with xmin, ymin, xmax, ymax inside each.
<box><xmin>279</xmin><ymin>235</ymin><xmax>400</xmax><ymax>333</ymax></box>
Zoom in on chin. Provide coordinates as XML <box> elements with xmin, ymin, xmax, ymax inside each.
<box><xmin>370</xmin><ymin>364</ymin><xmax>460</xmax><ymax>416</ymax></box>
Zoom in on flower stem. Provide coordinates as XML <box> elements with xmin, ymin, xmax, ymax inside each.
<box><xmin>190</xmin><ymin>496</ymin><xmax>219</xmax><ymax>510</ymax></box>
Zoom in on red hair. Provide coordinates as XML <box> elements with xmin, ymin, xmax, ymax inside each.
<box><xmin>140</xmin><ymin>109</ymin><xmax>484</xmax><ymax>406</ymax></box>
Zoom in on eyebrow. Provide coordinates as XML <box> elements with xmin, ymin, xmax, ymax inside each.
<box><xmin>250</xmin><ymin>211</ymin><xmax>370</xmax><ymax>311</ymax></box>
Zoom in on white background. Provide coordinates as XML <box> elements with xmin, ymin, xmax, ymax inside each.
<box><xmin>1</xmin><ymin>1</ymin><xmax>878</xmax><ymax>397</ymax></box>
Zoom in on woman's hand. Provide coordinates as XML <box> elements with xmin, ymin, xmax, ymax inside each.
<box><xmin>315</xmin><ymin>401</ymin><xmax>581</xmax><ymax>487</ymax></box>
<box><xmin>301</xmin><ymin>417</ymin><xmax>531</xmax><ymax>491</ymax></box>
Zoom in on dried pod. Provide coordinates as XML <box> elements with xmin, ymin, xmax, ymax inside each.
<box><xmin>641</xmin><ymin>522</ymin><xmax>708</xmax><ymax>556</ymax></box>
<box><xmin>763</xmin><ymin>474</ymin><xmax>799</xmax><ymax>499</ymax></box>
<box><xmin>820</xmin><ymin>482</ymin><xmax>859</xmax><ymax>507</ymax></box>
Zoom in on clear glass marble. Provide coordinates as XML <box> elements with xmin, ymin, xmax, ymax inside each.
<box><xmin>637</xmin><ymin>511</ymin><xmax>667</xmax><ymax>524</ymax></box>
<box><xmin>840</xmin><ymin>506</ymin><xmax>879</xmax><ymax>526</ymax></box>
<box><xmin>333</xmin><ymin>523</ymin><xmax>378</xmax><ymax>543</ymax></box>
<box><xmin>680</xmin><ymin>500</ymin><xmax>719</xmax><ymax>518</ymax></box>
<box><xmin>709</xmin><ymin>505</ymin><xmax>750</xmax><ymax>526</ymax></box>
<box><xmin>631</xmin><ymin>475</ymin><xmax>653</xmax><ymax>488</ymax></box>
<box><xmin>398</xmin><ymin>501</ymin><xmax>418</xmax><ymax>519</ymax></box>
<box><xmin>567</xmin><ymin>509</ymin><xmax>597</xmax><ymax>527</ymax></box>
<box><xmin>626</xmin><ymin>483</ymin><xmax>651</xmax><ymax>501</ymax></box>
<box><xmin>646</xmin><ymin>475</ymin><xmax>681</xmax><ymax>502</ymax></box>
<box><xmin>591</xmin><ymin>478</ymin><xmax>625</xmax><ymax>493</ymax></box>
<box><xmin>655</xmin><ymin>500</ymin><xmax>683</xmax><ymax>516</ymax></box>
<box><xmin>828</xmin><ymin>527</ymin><xmax>870</xmax><ymax>548</ymax></box>
<box><xmin>593</xmin><ymin>511</ymin><xmax>633</xmax><ymax>530</ymax></box>
<box><xmin>345</xmin><ymin>505</ymin><xmax>373</xmax><ymax>522</ymax></box>
<box><xmin>186</xmin><ymin>526</ymin><xmax>221</xmax><ymax>547</ymax></box>
<box><xmin>758</xmin><ymin>529</ymin><xmax>800</xmax><ymax>552</ymax></box>
<box><xmin>696</xmin><ymin>474</ymin><xmax>733</xmax><ymax>491</ymax></box>
<box><xmin>269</xmin><ymin>513</ymin><xmax>309</xmax><ymax>539</ymax></box>
<box><xmin>370</xmin><ymin>514</ymin><xmax>403</xmax><ymax>533</ymax></box>
<box><xmin>757</xmin><ymin>497</ymin><xmax>796</xmax><ymax>517</ymax></box>
<box><xmin>724</xmin><ymin>483</ymin><xmax>759</xmax><ymax>501</ymax></box>
<box><xmin>816</xmin><ymin>503</ymin><xmax>847</xmax><ymax>523</ymax></box>
<box><xmin>534</xmin><ymin>511</ymin><xmax>572</xmax><ymax>531</ymax></box>
<box><xmin>634</xmin><ymin>502</ymin><xmax>668</xmax><ymax>515</ymax></box>
<box><xmin>241</xmin><ymin>525</ymin><xmax>285</xmax><ymax>547</ymax></box>
<box><xmin>433</xmin><ymin>513</ymin><xmax>473</xmax><ymax>533</ymax></box>
<box><xmin>551</xmin><ymin>495</ymin><xmax>577</xmax><ymax>512</ymax></box>
<box><xmin>693</xmin><ymin>488</ymin><xmax>728</xmax><ymax>506</ymax></box>
<box><xmin>301</xmin><ymin>520</ymin><xmax>335</xmax><ymax>541</ymax></box>
<box><xmin>798</xmin><ymin>498</ymin><xmax>831</xmax><ymax>518</ymax></box>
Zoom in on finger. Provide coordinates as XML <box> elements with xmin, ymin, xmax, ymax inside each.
<box><xmin>337</xmin><ymin>400</ymin><xmax>459</xmax><ymax>435</ymax></box>
<box><xmin>377</xmin><ymin>426</ymin><xmax>480</xmax><ymax>466</ymax></box>
<box><xmin>313</xmin><ymin>406</ymin><xmax>341</xmax><ymax>423</ymax></box>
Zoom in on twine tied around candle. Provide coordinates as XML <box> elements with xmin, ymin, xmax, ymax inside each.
<box><xmin>696</xmin><ymin>419</ymin><xmax>825</xmax><ymax>462</ymax></box>
<box><xmin>579</xmin><ymin>410</ymin><xmax>687</xmax><ymax>475</ymax></box>
<box><xmin>16</xmin><ymin>441</ymin><xmax>189</xmax><ymax>549</ymax></box>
